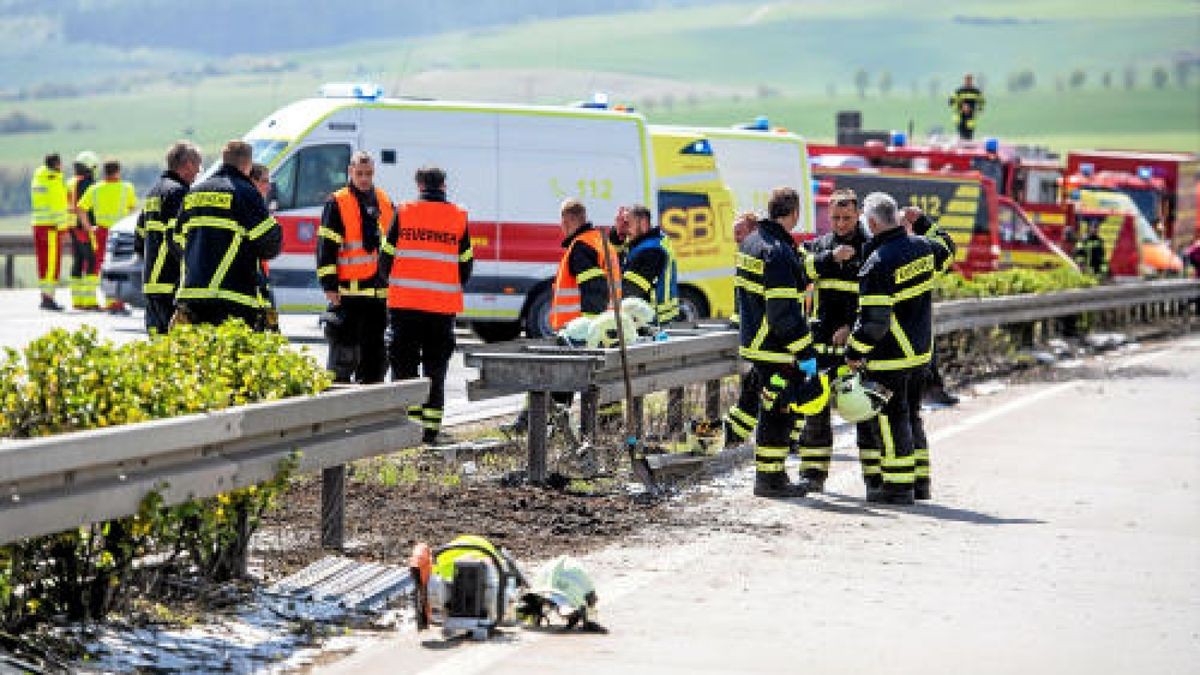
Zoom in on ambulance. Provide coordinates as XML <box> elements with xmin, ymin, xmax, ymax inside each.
<box><xmin>231</xmin><ymin>85</ymin><xmax>655</xmax><ymax>341</ymax></box>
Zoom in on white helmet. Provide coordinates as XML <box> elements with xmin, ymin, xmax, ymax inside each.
<box><xmin>74</xmin><ymin>150</ymin><xmax>100</xmax><ymax>174</ymax></box>
<box><xmin>619</xmin><ymin>297</ymin><xmax>656</xmax><ymax>333</ymax></box>
<box><xmin>832</xmin><ymin>371</ymin><xmax>892</xmax><ymax>423</ymax></box>
<box><xmin>586</xmin><ymin>310</ymin><xmax>637</xmax><ymax>349</ymax></box>
<box><xmin>557</xmin><ymin>316</ymin><xmax>593</xmax><ymax>347</ymax></box>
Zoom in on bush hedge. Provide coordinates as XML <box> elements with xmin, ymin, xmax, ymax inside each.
<box><xmin>0</xmin><ymin>321</ymin><xmax>331</xmax><ymax>631</ymax></box>
<box><xmin>934</xmin><ymin>268</ymin><xmax>1098</xmax><ymax>301</ymax></box>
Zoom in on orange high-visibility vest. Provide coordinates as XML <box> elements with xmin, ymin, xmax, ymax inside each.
<box><xmin>387</xmin><ymin>200</ymin><xmax>468</xmax><ymax>314</ymax></box>
<box><xmin>333</xmin><ymin>186</ymin><xmax>394</xmax><ymax>282</ymax></box>
<box><xmin>549</xmin><ymin>228</ymin><xmax>620</xmax><ymax>330</ymax></box>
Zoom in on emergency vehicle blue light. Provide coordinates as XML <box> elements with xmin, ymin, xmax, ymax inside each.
<box><xmin>1080</xmin><ymin>163</ymin><xmax>1095</xmax><ymax>177</ymax></box>
<box><xmin>890</xmin><ymin>131</ymin><xmax>907</xmax><ymax>147</ymax></box>
<box><xmin>984</xmin><ymin>137</ymin><xmax>1000</xmax><ymax>153</ymax></box>
<box><xmin>682</xmin><ymin>139</ymin><xmax>713</xmax><ymax>156</ymax></box>
<box><xmin>738</xmin><ymin>116</ymin><xmax>770</xmax><ymax>131</ymax></box>
<box><xmin>811</xmin><ymin>179</ymin><xmax>820</xmax><ymax>194</ymax></box>
<box><xmin>1136</xmin><ymin>166</ymin><xmax>1153</xmax><ymax>180</ymax></box>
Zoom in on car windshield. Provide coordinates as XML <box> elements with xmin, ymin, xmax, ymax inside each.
<box><xmin>1081</xmin><ymin>189</ymin><xmax>1162</xmax><ymax>244</ymax></box>
<box><xmin>192</xmin><ymin>138</ymin><xmax>292</xmax><ymax>183</ymax></box>
<box><xmin>1122</xmin><ymin>188</ymin><xmax>1160</xmax><ymax>225</ymax></box>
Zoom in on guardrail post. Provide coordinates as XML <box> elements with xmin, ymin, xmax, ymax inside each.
<box><xmin>528</xmin><ymin>391</ymin><xmax>549</xmax><ymax>484</ymax></box>
<box><xmin>4</xmin><ymin>254</ymin><xmax>13</xmax><ymax>288</ymax></box>
<box><xmin>705</xmin><ymin>379</ymin><xmax>722</xmax><ymax>421</ymax></box>
<box><xmin>580</xmin><ymin>388</ymin><xmax>598</xmax><ymax>442</ymax></box>
<box><xmin>667</xmin><ymin>387</ymin><xmax>685</xmax><ymax>435</ymax></box>
<box><xmin>321</xmin><ymin>465</ymin><xmax>346</xmax><ymax>550</ymax></box>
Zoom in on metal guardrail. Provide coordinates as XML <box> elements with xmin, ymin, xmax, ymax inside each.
<box><xmin>465</xmin><ymin>328</ymin><xmax>739</xmax><ymax>482</ymax></box>
<box><xmin>0</xmin><ymin>380</ymin><xmax>429</xmax><ymax>547</ymax></box>
<box><xmin>0</xmin><ymin>232</ymin><xmax>35</xmax><ymax>288</ymax></box>
<box><xmin>933</xmin><ymin>279</ymin><xmax>1198</xmax><ymax>332</ymax></box>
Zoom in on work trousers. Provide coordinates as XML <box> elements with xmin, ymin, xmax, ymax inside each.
<box><xmin>144</xmin><ymin>294</ymin><xmax>175</xmax><ymax>335</ymax></box>
<box><xmin>32</xmin><ymin>225</ymin><xmax>61</xmax><ymax>296</ymax></box>
<box><xmin>752</xmin><ymin>363</ymin><xmax>795</xmax><ymax>480</ymax></box>
<box><xmin>68</xmin><ymin>229</ymin><xmax>97</xmax><ymax>309</ymax></box>
<box><xmin>326</xmin><ymin>297</ymin><xmax>387</xmax><ymax>384</ymax></box>
<box><xmin>861</xmin><ymin>368</ymin><xmax>928</xmax><ymax>488</ymax></box>
<box><xmin>724</xmin><ymin>366</ymin><xmax>760</xmax><ymax>445</ymax></box>
<box><xmin>389</xmin><ymin>309</ymin><xmax>455</xmax><ymax>437</ymax></box>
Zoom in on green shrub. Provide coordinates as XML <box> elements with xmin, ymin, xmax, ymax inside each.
<box><xmin>934</xmin><ymin>267</ymin><xmax>1097</xmax><ymax>301</ymax></box>
<box><xmin>0</xmin><ymin>321</ymin><xmax>330</xmax><ymax>631</ymax></box>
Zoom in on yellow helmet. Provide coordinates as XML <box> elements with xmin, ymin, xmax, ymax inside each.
<box><xmin>832</xmin><ymin>371</ymin><xmax>892</xmax><ymax>423</ymax></box>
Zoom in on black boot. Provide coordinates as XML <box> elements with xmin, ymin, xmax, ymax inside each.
<box><xmin>800</xmin><ymin>469</ymin><xmax>827</xmax><ymax>492</ymax></box>
<box><xmin>866</xmin><ymin>482</ymin><xmax>915</xmax><ymax>505</ymax></box>
<box><xmin>863</xmin><ymin>474</ymin><xmax>883</xmax><ymax>491</ymax></box>
<box><xmin>914</xmin><ymin>477</ymin><xmax>931</xmax><ymax>501</ymax></box>
<box><xmin>39</xmin><ymin>295</ymin><xmax>63</xmax><ymax>311</ymax></box>
<box><xmin>753</xmin><ymin>472</ymin><xmax>810</xmax><ymax>499</ymax></box>
<box><xmin>924</xmin><ymin>386</ymin><xmax>960</xmax><ymax>407</ymax></box>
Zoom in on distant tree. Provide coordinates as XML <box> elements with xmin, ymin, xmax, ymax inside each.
<box><xmin>1068</xmin><ymin>69</ymin><xmax>1086</xmax><ymax>90</ymax></box>
<box><xmin>878</xmin><ymin>71</ymin><xmax>893</xmax><ymax>97</ymax></box>
<box><xmin>1006</xmin><ymin>69</ymin><xmax>1035</xmax><ymax>93</ymax></box>
<box><xmin>1123</xmin><ymin>65</ymin><xmax>1137</xmax><ymax>90</ymax></box>
<box><xmin>1174</xmin><ymin>59</ymin><xmax>1192</xmax><ymax>88</ymax></box>
<box><xmin>1152</xmin><ymin>65</ymin><xmax>1170</xmax><ymax>89</ymax></box>
<box><xmin>1101</xmin><ymin>71</ymin><xmax>1113</xmax><ymax>89</ymax></box>
<box><xmin>854</xmin><ymin>68</ymin><xmax>869</xmax><ymax>99</ymax></box>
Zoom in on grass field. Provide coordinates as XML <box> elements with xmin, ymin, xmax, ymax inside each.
<box><xmin>0</xmin><ymin>0</ymin><xmax>1195</xmax><ymax>168</ymax></box>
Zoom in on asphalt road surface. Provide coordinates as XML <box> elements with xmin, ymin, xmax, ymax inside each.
<box><xmin>323</xmin><ymin>333</ymin><xmax>1200</xmax><ymax>675</ymax></box>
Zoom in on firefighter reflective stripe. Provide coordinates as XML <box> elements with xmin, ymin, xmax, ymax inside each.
<box><xmin>625</xmin><ymin>271</ymin><xmax>652</xmax><ymax>292</ymax></box>
<box><xmin>340</xmin><ymin>279</ymin><xmax>386</xmax><ymax>298</ymax></box>
<box><xmin>892</xmin><ymin>278</ymin><xmax>935</xmax><ymax>302</ymax></box>
<box><xmin>177</xmin><ymin>287</ymin><xmax>261</xmax><ymax>307</ymax></box>
<box><xmin>550</xmin><ymin>228</ymin><xmax>619</xmax><ymax>329</ymax></box>
<box><xmin>889</xmin><ymin>317</ymin><xmax>916</xmax><ymax>358</ymax></box>
<box><xmin>184</xmin><ymin>215</ymin><xmax>241</xmax><ymax>232</ymax></box>
<box><xmin>847</xmin><ymin>336</ymin><xmax>874</xmax><ymax>354</ymax></box>
<box><xmin>317</xmin><ymin>265</ymin><xmax>337</xmax><ymax>277</ymax></box>
<box><xmin>815</xmin><ymin>343</ymin><xmax>847</xmax><ymax>356</ymax></box>
<box><xmin>868</xmin><ymin>352</ymin><xmax>931</xmax><ymax>371</ymax></box>
<box><xmin>755</xmin><ymin>445</ymin><xmax>789</xmax><ymax>473</ymax></box>
<box><xmin>804</xmin><ymin>254</ymin><xmax>819</xmax><ymax>280</ymax></box>
<box><xmin>143</xmin><ymin>242</ymin><xmax>173</xmax><ymax>295</ymax></box>
<box><xmin>859</xmin><ymin>294</ymin><xmax>893</xmax><ymax>306</ymax></box>
<box><xmin>247</xmin><ymin>217</ymin><xmax>277</xmax><ymax>240</ymax></box>
<box><xmin>765</xmin><ymin>287</ymin><xmax>803</xmax><ymax>300</ymax></box>
<box><xmin>915</xmin><ymin>447</ymin><xmax>930</xmax><ymax>478</ymax></box>
<box><xmin>459</xmin><ymin>248</ymin><xmax>473</xmax><ymax>263</ymax></box>
<box><xmin>785</xmin><ymin>333</ymin><xmax>813</xmax><ymax>353</ymax></box>
<box><xmin>725</xmin><ymin>405</ymin><xmax>756</xmax><ymax>441</ymax></box>
<box><xmin>387</xmin><ymin>200</ymin><xmax>466</xmax><ymax>313</ymax></box>
<box><xmin>879</xmin><ymin>414</ymin><xmax>916</xmax><ymax>484</ymax></box>
<box><xmin>389</xmin><ymin>278</ymin><xmax>462</xmax><ymax>294</ymax></box>
<box><xmin>799</xmin><ymin>446</ymin><xmax>833</xmax><ymax>472</ymax></box>
<box><xmin>734</xmin><ymin>276</ymin><xmax>763</xmax><ymax>294</ymax></box>
<box><xmin>319</xmin><ymin>227</ymin><xmax>344</xmax><ymax>244</ymax></box>
<box><xmin>859</xmin><ymin>448</ymin><xmax>882</xmax><ymax>476</ymax></box>
<box><xmin>738</xmin><ymin>347</ymin><xmax>795</xmax><ymax>364</ymax></box>
<box><xmin>815</xmin><ymin>279</ymin><xmax>859</xmax><ymax>293</ymax></box>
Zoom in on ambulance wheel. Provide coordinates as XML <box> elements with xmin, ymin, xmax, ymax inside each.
<box><xmin>677</xmin><ymin>287</ymin><xmax>709</xmax><ymax>322</ymax></box>
<box><xmin>472</xmin><ymin>321</ymin><xmax>522</xmax><ymax>343</ymax></box>
<box><xmin>523</xmin><ymin>287</ymin><xmax>554</xmax><ymax>338</ymax></box>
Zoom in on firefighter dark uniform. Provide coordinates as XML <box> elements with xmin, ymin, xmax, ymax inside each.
<box><xmin>795</xmin><ymin>224</ymin><xmax>879</xmax><ymax>488</ymax></box>
<box><xmin>175</xmin><ymin>163</ymin><xmax>281</xmax><ymax>327</ymax></box>
<box><xmin>550</xmin><ymin>224</ymin><xmax>619</xmax><ymax>329</ymax></box>
<box><xmin>67</xmin><ymin>171</ymin><xmax>98</xmax><ymax>310</ymax></box>
<box><xmin>1074</xmin><ymin>232</ymin><xmax>1108</xmax><ymax>277</ymax></box>
<box><xmin>135</xmin><ymin>170</ymin><xmax>188</xmax><ymax>333</ymax></box>
<box><xmin>316</xmin><ymin>184</ymin><xmax>393</xmax><ymax>383</ymax></box>
<box><xmin>735</xmin><ymin>217</ymin><xmax>825</xmax><ymax>496</ymax></box>
<box><xmin>29</xmin><ymin>163</ymin><xmax>67</xmax><ymax>309</ymax></box>
<box><xmin>723</xmin><ymin>311</ymin><xmax>761</xmax><ymax>446</ymax></box>
<box><xmin>948</xmin><ymin>84</ymin><xmax>985</xmax><ymax>140</ymax></box>
<box><xmin>845</xmin><ymin>215</ymin><xmax>955</xmax><ymax>503</ymax></box>
<box><xmin>378</xmin><ymin>188</ymin><xmax>472</xmax><ymax>444</ymax></box>
<box><xmin>620</xmin><ymin>226</ymin><xmax>679</xmax><ymax>324</ymax></box>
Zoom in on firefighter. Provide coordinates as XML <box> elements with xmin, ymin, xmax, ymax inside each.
<box><xmin>736</xmin><ymin>188</ymin><xmax>827</xmax><ymax>498</ymax></box>
<box><xmin>1073</xmin><ymin>219</ymin><xmax>1108</xmax><ymax>277</ymax></box>
<box><xmin>844</xmin><ymin>194</ymin><xmax>955</xmax><ymax>504</ymax></box>
<box><xmin>175</xmin><ymin>140</ymin><xmax>281</xmax><ymax>328</ymax></box>
<box><xmin>948</xmin><ymin>73</ymin><xmax>986</xmax><ymax>141</ymax></box>
<box><xmin>724</xmin><ymin>212</ymin><xmax>762</xmax><ymax>446</ymax></box>
<box><xmin>502</xmin><ymin>199</ymin><xmax>619</xmax><ymax>437</ymax></box>
<box><xmin>795</xmin><ymin>188</ymin><xmax>877</xmax><ymax>491</ymax></box>
<box><xmin>248</xmin><ymin>162</ymin><xmax>278</xmax><ymax>331</ymax></box>
<box><xmin>378</xmin><ymin>166</ymin><xmax>473</xmax><ymax>445</ymax></box>
<box><xmin>77</xmin><ymin>158</ymin><xmax>138</xmax><ymax>314</ymax></box>
<box><xmin>316</xmin><ymin>151</ymin><xmax>392</xmax><ymax>384</ymax></box>
<box><xmin>29</xmin><ymin>153</ymin><xmax>67</xmax><ymax>311</ymax></box>
<box><xmin>617</xmin><ymin>204</ymin><xmax>679</xmax><ymax>325</ymax></box>
<box><xmin>135</xmin><ymin>142</ymin><xmax>201</xmax><ymax>335</ymax></box>
<box><xmin>67</xmin><ymin>151</ymin><xmax>99</xmax><ymax>311</ymax></box>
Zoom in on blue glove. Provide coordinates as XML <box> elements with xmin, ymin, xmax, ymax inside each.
<box><xmin>797</xmin><ymin>357</ymin><xmax>817</xmax><ymax>378</ymax></box>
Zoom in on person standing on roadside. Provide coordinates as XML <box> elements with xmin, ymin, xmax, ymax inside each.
<box><xmin>29</xmin><ymin>153</ymin><xmax>68</xmax><ymax>311</ymax></box>
<box><xmin>949</xmin><ymin>73</ymin><xmax>986</xmax><ymax>141</ymax></box>
<box><xmin>67</xmin><ymin>151</ymin><xmax>100</xmax><ymax>310</ymax></box>
<box><xmin>136</xmin><ymin>141</ymin><xmax>202</xmax><ymax>334</ymax></box>
<box><xmin>77</xmin><ymin>158</ymin><xmax>138</xmax><ymax>314</ymax></box>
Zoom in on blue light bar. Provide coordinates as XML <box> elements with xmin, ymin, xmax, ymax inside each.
<box><xmin>984</xmin><ymin>137</ymin><xmax>1000</xmax><ymax>153</ymax></box>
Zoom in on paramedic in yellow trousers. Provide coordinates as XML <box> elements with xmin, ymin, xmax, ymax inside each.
<box><xmin>77</xmin><ymin>159</ymin><xmax>138</xmax><ymax>314</ymax></box>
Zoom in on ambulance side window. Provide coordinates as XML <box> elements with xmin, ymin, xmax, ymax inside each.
<box><xmin>272</xmin><ymin>144</ymin><xmax>352</xmax><ymax>210</ymax></box>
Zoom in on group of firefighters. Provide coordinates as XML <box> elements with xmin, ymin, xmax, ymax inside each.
<box><xmin>29</xmin><ymin>151</ymin><xmax>138</xmax><ymax>313</ymax></box>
